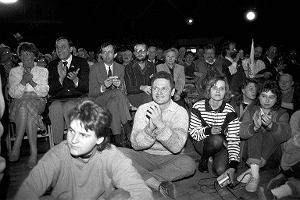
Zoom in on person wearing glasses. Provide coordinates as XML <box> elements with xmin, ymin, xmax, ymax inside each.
<box><xmin>120</xmin><ymin>71</ymin><xmax>196</xmax><ymax>199</ymax></box>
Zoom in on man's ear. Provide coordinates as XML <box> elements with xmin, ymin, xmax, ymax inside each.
<box><xmin>171</xmin><ymin>88</ymin><xmax>175</xmax><ymax>96</ymax></box>
<box><xmin>96</xmin><ymin>137</ymin><xmax>105</xmax><ymax>145</ymax></box>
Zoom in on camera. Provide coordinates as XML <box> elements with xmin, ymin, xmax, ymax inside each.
<box><xmin>217</xmin><ymin>173</ymin><xmax>231</xmax><ymax>188</ymax></box>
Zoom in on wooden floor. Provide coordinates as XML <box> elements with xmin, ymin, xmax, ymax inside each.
<box><xmin>0</xmin><ymin>138</ymin><xmax>293</xmax><ymax>200</ymax></box>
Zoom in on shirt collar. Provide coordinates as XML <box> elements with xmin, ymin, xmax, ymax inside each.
<box><xmin>205</xmin><ymin>99</ymin><xmax>226</xmax><ymax>112</ymax></box>
<box><xmin>62</xmin><ymin>55</ymin><xmax>72</xmax><ymax>67</ymax></box>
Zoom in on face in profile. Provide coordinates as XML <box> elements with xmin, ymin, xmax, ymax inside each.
<box><xmin>56</xmin><ymin>39</ymin><xmax>72</xmax><ymax>61</ymax></box>
<box><xmin>101</xmin><ymin>45</ymin><xmax>114</xmax><ymax>64</ymax></box>
<box><xmin>259</xmin><ymin>90</ymin><xmax>277</xmax><ymax>110</ymax></box>
<box><xmin>210</xmin><ymin>80</ymin><xmax>226</xmax><ymax>101</ymax></box>
<box><xmin>242</xmin><ymin>82</ymin><xmax>257</xmax><ymax>100</ymax></box>
<box><xmin>67</xmin><ymin>119</ymin><xmax>103</xmax><ymax>157</ymax></box>
<box><xmin>152</xmin><ymin>78</ymin><xmax>175</xmax><ymax>105</ymax></box>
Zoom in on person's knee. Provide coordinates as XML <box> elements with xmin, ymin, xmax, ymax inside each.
<box><xmin>177</xmin><ymin>155</ymin><xmax>196</xmax><ymax>176</ymax></box>
<box><xmin>213</xmin><ymin>165</ymin><xmax>227</xmax><ymax>176</ymax></box>
<box><xmin>207</xmin><ymin>135</ymin><xmax>224</xmax><ymax>149</ymax></box>
<box><xmin>49</xmin><ymin>101</ymin><xmax>63</xmax><ymax>115</ymax></box>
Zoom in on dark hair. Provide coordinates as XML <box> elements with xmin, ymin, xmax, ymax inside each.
<box><xmin>241</xmin><ymin>78</ymin><xmax>258</xmax><ymax>91</ymax></box>
<box><xmin>68</xmin><ymin>99</ymin><xmax>112</xmax><ymax>151</ymax></box>
<box><xmin>100</xmin><ymin>42</ymin><xmax>116</xmax><ymax>52</ymax></box>
<box><xmin>203</xmin><ymin>43</ymin><xmax>216</xmax><ymax>51</ymax></box>
<box><xmin>17</xmin><ymin>42</ymin><xmax>39</xmax><ymax>58</ymax></box>
<box><xmin>151</xmin><ymin>71</ymin><xmax>175</xmax><ymax>89</ymax></box>
<box><xmin>257</xmin><ymin>80</ymin><xmax>282</xmax><ymax>110</ymax></box>
<box><xmin>55</xmin><ymin>36</ymin><xmax>73</xmax><ymax>47</ymax></box>
<box><xmin>204</xmin><ymin>76</ymin><xmax>232</xmax><ymax>102</ymax></box>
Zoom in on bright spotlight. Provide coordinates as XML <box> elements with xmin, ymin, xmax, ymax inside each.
<box><xmin>245</xmin><ymin>10</ymin><xmax>256</xmax><ymax>21</ymax></box>
<box><xmin>0</xmin><ymin>0</ymin><xmax>18</xmax><ymax>3</ymax></box>
<box><xmin>186</xmin><ymin>18</ymin><xmax>194</xmax><ymax>25</ymax></box>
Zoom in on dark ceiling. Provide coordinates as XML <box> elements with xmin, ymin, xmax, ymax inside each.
<box><xmin>0</xmin><ymin>0</ymin><xmax>299</xmax><ymax>53</ymax></box>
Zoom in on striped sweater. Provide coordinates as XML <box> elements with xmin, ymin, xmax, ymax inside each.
<box><xmin>189</xmin><ymin>99</ymin><xmax>240</xmax><ymax>163</ymax></box>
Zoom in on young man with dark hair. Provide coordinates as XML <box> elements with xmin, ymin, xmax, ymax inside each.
<box><xmin>15</xmin><ymin>99</ymin><xmax>153</xmax><ymax>200</ymax></box>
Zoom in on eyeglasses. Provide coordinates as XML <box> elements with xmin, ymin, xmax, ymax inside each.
<box><xmin>135</xmin><ymin>49</ymin><xmax>147</xmax><ymax>54</ymax></box>
<box><xmin>152</xmin><ymin>87</ymin><xmax>169</xmax><ymax>94</ymax></box>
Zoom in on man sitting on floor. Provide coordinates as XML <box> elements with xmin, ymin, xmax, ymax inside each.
<box><xmin>15</xmin><ymin>99</ymin><xmax>153</xmax><ymax>200</ymax></box>
<box><xmin>120</xmin><ymin>71</ymin><xmax>196</xmax><ymax>199</ymax></box>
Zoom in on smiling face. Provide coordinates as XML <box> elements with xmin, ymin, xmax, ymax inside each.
<box><xmin>56</xmin><ymin>39</ymin><xmax>72</xmax><ymax>61</ymax></box>
<box><xmin>210</xmin><ymin>80</ymin><xmax>226</xmax><ymax>101</ymax></box>
<box><xmin>67</xmin><ymin>119</ymin><xmax>103</xmax><ymax>157</ymax></box>
<box><xmin>203</xmin><ymin>48</ymin><xmax>216</xmax><ymax>63</ymax></box>
<box><xmin>259</xmin><ymin>90</ymin><xmax>277</xmax><ymax>110</ymax></box>
<box><xmin>279</xmin><ymin>74</ymin><xmax>293</xmax><ymax>91</ymax></box>
<box><xmin>152</xmin><ymin>78</ymin><xmax>175</xmax><ymax>105</ymax></box>
<box><xmin>20</xmin><ymin>51</ymin><xmax>35</xmax><ymax>67</ymax></box>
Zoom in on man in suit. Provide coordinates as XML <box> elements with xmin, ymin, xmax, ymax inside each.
<box><xmin>48</xmin><ymin>36</ymin><xmax>89</xmax><ymax>145</ymax></box>
<box><xmin>89</xmin><ymin>42</ymin><xmax>132</xmax><ymax>147</ymax></box>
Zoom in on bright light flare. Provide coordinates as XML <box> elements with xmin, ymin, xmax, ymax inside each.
<box><xmin>186</xmin><ymin>18</ymin><xmax>194</xmax><ymax>25</ymax></box>
<box><xmin>0</xmin><ymin>0</ymin><xmax>18</xmax><ymax>4</ymax></box>
<box><xmin>245</xmin><ymin>10</ymin><xmax>256</xmax><ymax>21</ymax></box>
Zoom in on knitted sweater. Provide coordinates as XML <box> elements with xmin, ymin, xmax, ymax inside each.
<box><xmin>15</xmin><ymin>141</ymin><xmax>153</xmax><ymax>200</ymax></box>
<box><xmin>189</xmin><ymin>99</ymin><xmax>240</xmax><ymax>163</ymax></box>
<box><xmin>130</xmin><ymin>100</ymin><xmax>189</xmax><ymax>155</ymax></box>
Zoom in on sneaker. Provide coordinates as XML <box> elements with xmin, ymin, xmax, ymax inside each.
<box><xmin>159</xmin><ymin>181</ymin><xmax>176</xmax><ymax>199</ymax></box>
<box><xmin>198</xmin><ymin>159</ymin><xmax>208</xmax><ymax>173</ymax></box>
<box><xmin>267</xmin><ymin>173</ymin><xmax>287</xmax><ymax>190</ymax></box>
<box><xmin>245</xmin><ymin>176</ymin><xmax>259</xmax><ymax>192</ymax></box>
<box><xmin>237</xmin><ymin>168</ymin><xmax>251</xmax><ymax>183</ymax></box>
<box><xmin>258</xmin><ymin>186</ymin><xmax>276</xmax><ymax>200</ymax></box>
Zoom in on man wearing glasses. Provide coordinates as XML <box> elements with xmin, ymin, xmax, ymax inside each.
<box><xmin>120</xmin><ymin>71</ymin><xmax>196</xmax><ymax>199</ymax></box>
<box><xmin>125</xmin><ymin>43</ymin><xmax>156</xmax><ymax>108</ymax></box>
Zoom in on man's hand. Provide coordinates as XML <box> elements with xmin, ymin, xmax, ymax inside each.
<box><xmin>106</xmin><ymin>189</ymin><xmax>130</xmax><ymax>200</ymax></box>
<box><xmin>211</xmin><ymin>126</ymin><xmax>222</xmax><ymax>135</ymax></box>
<box><xmin>253</xmin><ymin>110</ymin><xmax>262</xmax><ymax>131</ymax></box>
<box><xmin>67</xmin><ymin>68</ymin><xmax>80</xmax><ymax>85</ymax></box>
<box><xmin>112</xmin><ymin>78</ymin><xmax>121</xmax><ymax>87</ymax></box>
<box><xmin>57</xmin><ymin>62</ymin><xmax>67</xmax><ymax>83</ymax></box>
<box><xmin>104</xmin><ymin>77</ymin><xmax>113</xmax><ymax>88</ymax></box>
<box><xmin>223</xmin><ymin>168</ymin><xmax>235</xmax><ymax>183</ymax></box>
<box><xmin>140</xmin><ymin>85</ymin><xmax>151</xmax><ymax>95</ymax></box>
<box><xmin>147</xmin><ymin>104</ymin><xmax>164</xmax><ymax>129</ymax></box>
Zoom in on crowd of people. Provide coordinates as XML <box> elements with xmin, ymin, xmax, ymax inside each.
<box><xmin>0</xmin><ymin>37</ymin><xmax>300</xmax><ymax>199</ymax></box>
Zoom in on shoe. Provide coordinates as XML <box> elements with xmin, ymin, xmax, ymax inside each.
<box><xmin>237</xmin><ymin>168</ymin><xmax>251</xmax><ymax>183</ymax></box>
<box><xmin>198</xmin><ymin>159</ymin><xmax>208</xmax><ymax>173</ymax></box>
<box><xmin>9</xmin><ymin>148</ymin><xmax>20</xmax><ymax>162</ymax></box>
<box><xmin>267</xmin><ymin>173</ymin><xmax>287</xmax><ymax>190</ymax></box>
<box><xmin>258</xmin><ymin>186</ymin><xmax>276</xmax><ymax>200</ymax></box>
<box><xmin>27</xmin><ymin>155</ymin><xmax>37</xmax><ymax>169</ymax></box>
<box><xmin>245</xmin><ymin>175</ymin><xmax>259</xmax><ymax>192</ymax></box>
<box><xmin>159</xmin><ymin>181</ymin><xmax>176</xmax><ymax>199</ymax></box>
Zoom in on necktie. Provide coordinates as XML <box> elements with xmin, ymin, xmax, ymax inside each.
<box><xmin>108</xmin><ymin>66</ymin><xmax>112</xmax><ymax>77</ymax></box>
<box><xmin>62</xmin><ymin>61</ymin><xmax>68</xmax><ymax>69</ymax></box>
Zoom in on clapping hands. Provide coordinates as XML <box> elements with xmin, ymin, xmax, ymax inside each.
<box><xmin>21</xmin><ymin>71</ymin><xmax>33</xmax><ymax>85</ymax></box>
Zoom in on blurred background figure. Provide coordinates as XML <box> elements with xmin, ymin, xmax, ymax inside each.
<box><xmin>122</xmin><ymin>49</ymin><xmax>133</xmax><ymax>67</ymax></box>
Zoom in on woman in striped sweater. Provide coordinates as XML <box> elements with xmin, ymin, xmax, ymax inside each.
<box><xmin>189</xmin><ymin>76</ymin><xmax>240</xmax><ymax>181</ymax></box>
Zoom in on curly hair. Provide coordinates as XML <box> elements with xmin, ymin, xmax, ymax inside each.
<box><xmin>257</xmin><ymin>80</ymin><xmax>282</xmax><ymax>110</ymax></box>
<box><xmin>17</xmin><ymin>42</ymin><xmax>39</xmax><ymax>58</ymax></box>
<box><xmin>204</xmin><ymin>76</ymin><xmax>232</xmax><ymax>102</ymax></box>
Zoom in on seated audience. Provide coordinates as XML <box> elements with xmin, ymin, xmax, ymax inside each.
<box><xmin>157</xmin><ymin>48</ymin><xmax>186</xmax><ymax>108</ymax></box>
<box><xmin>47</xmin><ymin>36</ymin><xmax>89</xmax><ymax>145</ymax></box>
<box><xmin>258</xmin><ymin>109</ymin><xmax>300</xmax><ymax>200</ymax></box>
<box><xmin>14</xmin><ymin>99</ymin><xmax>153</xmax><ymax>200</ymax></box>
<box><xmin>237</xmin><ymin>80</ymin><xmax>291</xmax><ymax>192</ymax></box>
<box><xmin>120</xmin><ymin>71</ymin><xmax>196</xmax><ymax>199</ymax></box>
<box><xmin>8</xmin><ymin>42</ymin><xmax>49</xmax><ymax>168</ymax></box>
<box><xmin>89</xmin><ymin>42</ymin><xmax>132</xmax><ymax>147</ymax></box>
<box><xmin>125</xmin><ymin>43</ymin><xmax>156</xmax><ymax>108</ymax></box>
<box><xmin>189</xmin><ymin>76</ymin><xmax>240</xmax><ymax>184</ymax></box>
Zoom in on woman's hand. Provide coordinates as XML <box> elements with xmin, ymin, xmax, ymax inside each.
<box><xmin>261</xmin><ymin>113</ymin><xmax>272</xmax><ymax>128</ymax></box>
<box><xmin>211</xmin><ymin>126</ymin><xmax>222</xmax><ymax>135</ymax></box>
<box><xmin>253</xmin><ymin>110</ymin><xmax>262</xmax><ymax>131</ymax></box>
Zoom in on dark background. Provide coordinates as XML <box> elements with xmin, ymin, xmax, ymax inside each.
<box><xmin>0</xmin><ymin>0</ymin><xmax>299</xmax><ymax>53</ymax></box>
